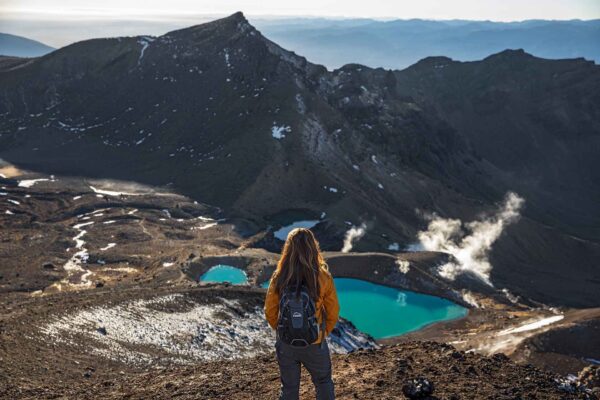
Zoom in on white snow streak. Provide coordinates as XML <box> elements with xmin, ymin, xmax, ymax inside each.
<box><xmin>137</xmin><ymin>36</ymin><xmax>155</xmax><ymax>65</ymax></box>
<box><xmin>498</xmin><ymin>315</ymin><xmax>564</xmax><ymax>336</ymax></box>
<box><xmin>18</xmin><ymin>178</ymin><xmax>51</xmax><ymax>188</ymax></box>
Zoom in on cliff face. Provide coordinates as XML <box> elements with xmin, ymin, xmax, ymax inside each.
<box><xmin>0</xmin><ymin>13</ymin><xmax>599</xmax><ymax>308</ymax></box>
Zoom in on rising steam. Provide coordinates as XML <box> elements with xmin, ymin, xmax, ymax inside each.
<box><xmin>341</xmin><ymin>223</ymin><xmax>367</xmax><ymax>253</ymax></box>
<box><xmin>417</xmin><ymin>192</ymin><xmax>524</xmax><ymax>286</ymax></box>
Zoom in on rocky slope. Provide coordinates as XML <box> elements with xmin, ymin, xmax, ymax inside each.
<box><xmin>2</xmin><ymin>332</ymin><xmax>595</xmax><ymax>400</ymax></box>
<box><xmin>1</xmin><ymin>166</ymin><xmax>599</xmax><ymax>398</ymax></box>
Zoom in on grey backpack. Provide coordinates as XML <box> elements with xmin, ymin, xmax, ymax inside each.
<box><xmin>277</xmin><ymin>285</ymin><xmax>324</xmax><ymax>347</ymax></box>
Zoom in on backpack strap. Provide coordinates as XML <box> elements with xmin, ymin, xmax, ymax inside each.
<box><xmin>320</xmin><ymin>307</ymin><xmax>327</xmax><ymax>349</ymax></box>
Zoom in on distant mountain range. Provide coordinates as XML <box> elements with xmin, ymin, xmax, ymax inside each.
<box><xmin>3</xmin><ymin>17</ymin><xmax>599</xmax><ymax>69</ymax></box>
<box><xmin>0</xmin><ymin>13</ymin><xmax>599</xmax><ymax>307</ymax></box>
<box><xmin>0</xmin><ymin>33</ymin><xmax>54</xmax><ymax>57</ymax></box>
<box><xmin>253</xmin><ymin>18</ymin><xmax>600</xmax><ymax>69</ymax></box>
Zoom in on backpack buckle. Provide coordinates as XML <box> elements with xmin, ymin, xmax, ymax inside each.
<box><xmin>290</xmin><ymin>339</ymin><xmax>309</xmax><ymax>348</ymax></box>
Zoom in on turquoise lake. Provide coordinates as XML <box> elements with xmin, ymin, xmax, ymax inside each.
<box><xmin>261</xmin><ymin>277</ymin><xmax>467</xmax><ymax>339</ymax></box>
<box><xmin>200</xmin><ymin>264</ymin><xmax>248</xmax><ymax>284</ymax></box>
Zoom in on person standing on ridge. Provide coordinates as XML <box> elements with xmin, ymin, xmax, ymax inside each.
<box><xmin>265</xmin><ymin>228</ymin><xmax>340</xmax><ymax>400</ymax></box>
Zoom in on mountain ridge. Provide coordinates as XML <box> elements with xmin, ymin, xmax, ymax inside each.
<box><xmin>254</xmin><ymin>16</ymin><xmax>600</xmax><ymax>69</ymax></box>
<box><xmin>0</xmin><ymin>12</ymin><xmax>599</xmax><ymax>307</ymax></box>
<box><xmin>0</xmin><ymin>32</ymin><xmax>54</xmax><ymax>57</ymax></box>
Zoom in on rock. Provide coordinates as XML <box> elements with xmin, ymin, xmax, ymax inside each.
<box><xmin>397</xmin><ymin>357</ymin><xmax>410</xmax><ymax>374</ymax></box>
<box><xmin>97</xmin><ymin>327</ymin><xmax>107</xmax><ymax>335</ymax></box>
<box><xmin>466</xmin><ymin>365</ymin><xmax>478</xmax><ymax>375</ymax></box>
<box><xmin>402</xmin><ymin>377</ymin><xmax>435</xmax><ymax>399</ymax></box>
<box><xmin>42</xmin><ymin>262</ymin><xmax>55</xmax><ymax>270</ymax></box>
<box><xmin>556</xmin><ymin>375</ymin><xmax>580</xmax><ymax>394</ymax></box>
<box><xmin>579</xmin><ymin>366</ymin><xmax>600</xmax><ymax>389</ymax></box>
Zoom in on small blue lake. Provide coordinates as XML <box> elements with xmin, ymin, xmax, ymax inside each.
<box><xmin>200</xmin><ymin>264</ymin><xmax>248</xmax><ymax>285</ymax></box>
<box><xmin>261</xmin><ymin>277</ymin><xmax>467</xmax><ymax>339</ymax></box>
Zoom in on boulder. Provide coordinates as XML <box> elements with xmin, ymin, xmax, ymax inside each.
<box><xmin>402</xmin><ymin>377</ymin><xmax>435</xmax><ymax>399</ymax></box>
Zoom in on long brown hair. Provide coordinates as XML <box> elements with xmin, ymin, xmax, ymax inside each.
<box><xmin>273</xmin><ymin>228</ymin><xmax>325</xmax><ymax>300</ymax></box>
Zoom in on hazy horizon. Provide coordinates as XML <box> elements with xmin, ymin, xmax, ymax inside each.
<box><xmin>2</xmin><ymin>12</ymin><xmax>600</xmax><ymax>49</ymax></box>
<box><xmin>1</xmin><ymin>0</ymin><xmax>600</xmax><ymax>48</ymax></box>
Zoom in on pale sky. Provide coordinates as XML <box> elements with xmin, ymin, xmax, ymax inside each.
<box><xmin>2</xmin><ymin>0</ymin><xmax>599</xmax><ymax>21</ymax></box>
<box><xmin>1</xmin><ymin>0</ymin><xmax>599</xmax><ymax>47</ymax></box>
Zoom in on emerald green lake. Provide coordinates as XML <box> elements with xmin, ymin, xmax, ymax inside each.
<box><xmin>200</xmin><ymin>265</ymin><xmax>248</xmax><ymax>284</ymax></box>
<box><xmin>261</xmin><ymin>277</ymin><xmax>467</xmax><ymax>339</ymax></box>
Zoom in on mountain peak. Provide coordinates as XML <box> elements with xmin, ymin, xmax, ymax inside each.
<box><xmin>226</xmin><ymin>11</ymin><xmax>247</xmax><ymax>23</ymax></box>
<box><xmin>163</xmin><ymin>11</ymin><xmax>254</xmax><ymax>40</ymax></box>
<box><xmin>483</xmin><ymin>48</ymin><xmax>534</xmax><ymax>62</ymax></box>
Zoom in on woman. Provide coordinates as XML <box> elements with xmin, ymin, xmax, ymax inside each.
<box><xmin>265</xmin><ymin>228</ymin><xmax>340</xmax><ymax>400</ymax></box>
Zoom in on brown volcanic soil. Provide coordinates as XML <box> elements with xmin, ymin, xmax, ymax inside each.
<box><xmin>0</xmin><ymin>283</ymin><xmax>590</xmax><ymax>400</ymax></box>
<box><xmin>0</xmin><ymin>331</ymin><xmax>588</xmax><ymax>400</ymax></box>
<box><xmin>1</xmin><ymin>169</ymin><xmax>599</xmax><ymax>399</ymax></box>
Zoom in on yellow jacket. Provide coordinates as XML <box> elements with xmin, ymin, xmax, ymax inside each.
<box><xmin>264</xmin><ymin>266</ymin><xmax>340</xmax><ymax>344</ymax></box>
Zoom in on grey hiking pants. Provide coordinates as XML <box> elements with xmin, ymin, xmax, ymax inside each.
<box><xmin>275</xmin><ymin>340</ymin><xmax>335</xmax><ymax>400</ymax></box>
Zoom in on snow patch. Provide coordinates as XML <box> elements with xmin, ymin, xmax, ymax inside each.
<box><xmin>54</xmin><ymin>221</ymin><xmax>95</xmax><ymax>289</ymax></box>
<box><xmin>223</xmin><ymin>48</ymin><xmax>231</xmax><ymax>68</ymax></box>
<box><xmin>89</xmin><ymin>186</ymin><xmax>141</xmax><ymax>197</ymax></box>
<box><xmin>498</xmin><ymin>315</ymin><xmax>564</xmax><ymax>336</ymax></box>
<box><xmin>502</xmin><ymin>288</ymin><xmax>520</xmax><ymax>304</ymax></box>
<box><xmin>38</xmin><ymin>294</ymin><xmax>375</xmax><ymax>366</ymax></box>
<box><xmin>271</xmin><ymin>124</ymin><xmax>291</xmax><ymax>140</ymax></box>
<box><xmin>137</xmin><ymin>36</ymin><xmax>155</xmax><ymax>65</ymax></box>
<box><xmin>191</xmin><ymin>222</ymin><xmax>218</xmax><ymax>230</ymax></box>
<box><xmin>274</xmin><ymin>220</ymin><xmax>320</xmax><ymax>241</ymax></box>
<box><xmin>18</xmin><ymin>178</ymin><xmax>52</xmax><ymax>188</ymax></box>
<box><xmin>100</xmin><ymin>243</ymin><xmax>116</xmax><ymax>251</ymax></box>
